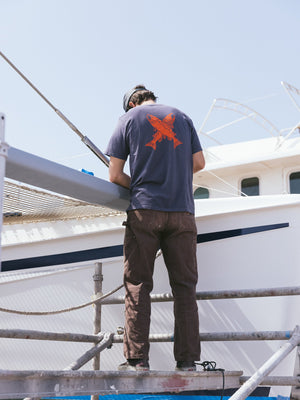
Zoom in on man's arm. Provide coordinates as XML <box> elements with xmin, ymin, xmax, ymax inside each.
<box><xmin>108</xmin><ymin>156</ymin><xmax>131</xmax><ymax>189</ymax></box>
<box><xmin>193</xmin><ymin>151</ymin><xmax>205</xmax><ymax>173</ymax></box>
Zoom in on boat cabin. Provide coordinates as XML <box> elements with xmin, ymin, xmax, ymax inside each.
<box><xmin>193</xmin><ymin>135</ymin><xmax>300</xmax><ymax>199</ymax></box>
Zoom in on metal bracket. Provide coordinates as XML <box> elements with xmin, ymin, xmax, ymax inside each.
<box><xmin>0</xmin><ymin>114</ymin><xmax>8</xmax><ymax>157</ymax></box>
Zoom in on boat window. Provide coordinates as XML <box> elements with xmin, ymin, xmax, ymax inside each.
<box><xmin>290</xmin><ymin>172</ymin><xmax>300</xmax><ymax>194</ymax></box>
<box><xmin>241</xmin><ymin>177</ymin><xmax>259</xmax><ymax>196</ymax></box>
<box><xmin>194</xmin><ymin>187</ymin><xmax>209</xmax><ymax>199</ymax></box>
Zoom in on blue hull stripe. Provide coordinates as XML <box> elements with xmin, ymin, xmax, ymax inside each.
<box><xmin>1</xmin><ymin>223</ymin><xmax>289</xmax><ymax>272</ymax></box>
<box><xmin>196</xmin><ymin>223</ymin><xmax>289</xmax><ymax>243</ymax></box>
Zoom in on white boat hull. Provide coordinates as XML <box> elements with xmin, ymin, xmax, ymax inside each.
<box><xmin>1</xmin><ymin>195</ymin><xmax>300</xmax><ymax>397</ymax></box>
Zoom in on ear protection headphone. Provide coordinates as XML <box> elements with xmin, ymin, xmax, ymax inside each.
<box><xmin>123</xmin><ymin>87</ymin><xmax>148</xmax><ymax>112</ymax></box>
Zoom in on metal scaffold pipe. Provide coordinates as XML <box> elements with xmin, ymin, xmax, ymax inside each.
<box><xmin>0</xmin><ymin>329</ymin><xmax>102</xmax><ymax>343</ymax></box>
<box><xmin>92</xmin><ymin>262</ymin><xmax>103</xmax><ymax>400</ymax></box>
<box><xmin>0</xmin><ymin>114</ymin><xmax>8</xmax><ymax>272</ymax></box>
<box><xmin>0</xmin><ymin>328</ymin><xmax>293</xmax><ymax>344</ymax></box>
<box><xmin>103</xmin><ymin>285</ymin><xmax>300</xmax><ymax>305</ymax></box>
<box><xmin>229</xmin><ymin>325</ymin><xmax>300</xmax><ymax>400</ymax></box>
<box><xmin>64</xmin><ymin>332</ymin><xmax>114</xmax><ymax>371</ymax></box>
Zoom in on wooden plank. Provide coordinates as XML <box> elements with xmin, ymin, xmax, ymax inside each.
<box><xmin>0</xmin><ymin>370</ymin><xmax>242</xmax><ymax>399</ymax></box>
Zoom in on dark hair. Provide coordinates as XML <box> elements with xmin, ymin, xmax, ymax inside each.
<box><xmin>130</xmin><ymin>85</ymin><xmax>157</xmax><ymax>106</ymax></box>
<box><xmin>123</xmin><ymin>85</ymin><xmax>157</xmax><ymax>112</ymax></box>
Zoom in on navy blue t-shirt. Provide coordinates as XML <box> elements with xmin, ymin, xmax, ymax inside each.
<box><xmin>105</xmin><ymin>103</ymin><xmax>202</xmax><ymax>214</ymax></box>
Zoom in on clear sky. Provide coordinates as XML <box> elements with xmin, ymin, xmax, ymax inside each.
<box><xmin>1</xmin><ymin>0</ymin><xmax>299</xmax><ymax>180</ymax></box>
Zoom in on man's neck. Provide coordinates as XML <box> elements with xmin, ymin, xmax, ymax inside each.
<box><xmin>140</xmin><ymin>100</ymin><xmax>156</xmax><ymax>106</ymax></box>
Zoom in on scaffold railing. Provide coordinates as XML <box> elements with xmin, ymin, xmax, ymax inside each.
<box><xmin>0</xmin><ymin>261</ymin><xmax>300</xmax><ymax>400</ymax></box>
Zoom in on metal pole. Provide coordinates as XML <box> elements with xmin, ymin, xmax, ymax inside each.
<box><xmin>93</xmin><ymin>263</ymin><xmax>103</xmax><ymax>369</ymax></box>
<box><xmin>240</xmin><ymin>375</ymin><xmax>300</xmax><ymax>386</ymax></box>
<box><xmin>281</xmin><ymin>81</ymin><xmax>300</xmax><ymax>113</ymax></box>
<box><xmin>64</xmin><ymin>332</ymin><xmax>113</xmax><ymax>371</ymax></box>
<box><xmin>291</xmin><ymin>345</ymin><xmax>300</xmax><ymax>399</ymax></box>
<box><xmin>91</xmin><ymin>263</ymin><xmax>103</xmax><ymax>400</ymax></box>
<box><xmin>0</xmin><ymin>328</ymin><xmax>293</xmax><ymax>344</ymax></box>
<box><xmin>229</xmin><ymin>325</ymin><xmax>300</xmax><ymax>400</ymax></box>
<box><xmin>0</xmin><ymin>51</ymin><xmax>110</xmax><ymax>167</ymax></box>
<box><xmin>0</xmin><ymin>328</ymin><xmax>102</xmax><ymax>343</ymax></box>
<box><xmin>0</xmin><ymin>114</ymin><xmax>8</xmax><ymax>272</ymax></box>
<box><xmin>111</xmin><ymin>330</ymin><xmax>294</xmax><ymax>344</ymax></box>
<box><xmin>103</xmin><ymin>285</ymin><xmax>300</xmax><ymax>304</ymax></box>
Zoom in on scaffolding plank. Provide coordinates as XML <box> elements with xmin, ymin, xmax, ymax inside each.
<box><xmin>0</xmin><ymin>370</ymin><xmax>242</xmax><ymax>399</ymax></box>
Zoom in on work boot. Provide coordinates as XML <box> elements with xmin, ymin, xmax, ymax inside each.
<box><xmin>175</xmin><ymin>361</ymin><xmax>196</xmax><ymax>371</ymax></box>
<box><xmin>118</xmin><ymin>359</ymin><xmax>150</xmax><ymax>371</ymax></box>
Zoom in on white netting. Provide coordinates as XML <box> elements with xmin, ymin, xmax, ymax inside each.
<box><xmin>2</xmin><ymin>180</ymin><xmax>124</xmax><ymax>224</ymax></box>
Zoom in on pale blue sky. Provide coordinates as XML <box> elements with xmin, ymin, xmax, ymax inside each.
<box><xmin>1</xmin><ymin>0</ymin><xmax>299</xmax><ymax>180</ymax></box>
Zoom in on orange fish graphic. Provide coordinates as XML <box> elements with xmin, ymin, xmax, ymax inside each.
<box><xmin>145</xmin><ymin>113</ymin><xmax>183</xmax><ymax>150</ymax></box>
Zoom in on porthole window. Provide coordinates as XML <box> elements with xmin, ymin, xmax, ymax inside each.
<box><xmin>241</xmin><ymin>177</ymin><xmax>259</xmax><ymax>196</ymax></box>
<box><xmin>194</xmin><ymin>187</ymin><xmax>209</xmax><ymax>199</ymax></box>
<box><xmin>290</xmin><ymin>172</ymin><xmax>300</xmax><ymax>194</ymax></box>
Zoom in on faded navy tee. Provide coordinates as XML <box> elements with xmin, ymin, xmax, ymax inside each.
<box><xmin>105</xmin><ymin>103</ymin><xmax>202</xmax><ymax>214</ymax></box>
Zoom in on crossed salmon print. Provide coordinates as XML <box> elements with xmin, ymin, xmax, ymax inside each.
<box><xmin>145</xmin><ymin>113</ymin><xmax>183</xmax><ymax>150</ymax></box>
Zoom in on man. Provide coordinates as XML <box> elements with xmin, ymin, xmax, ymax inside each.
<box><xmin>105</xmin><ymin>85</ymin><xmax>205</xmax><ymax>371</ymax></box>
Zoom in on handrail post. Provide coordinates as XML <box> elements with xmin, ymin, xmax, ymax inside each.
<box><xmin>0</xmin><ymin>114</ymin><xmax>8</xmax><ymax>272</ymax></box>
<box><xmin>291</xmin><ymin>344</ymin><xmax>300</xmax><ymax>399</ymax></box>
<box><xmin>91</xmin><ymin>262</ymin><xmax>103</xmax><ymax>400</ymax></box>
<box><xmin>230</xmin><ymin>325</ymin><xmax>300</xmax><ymax>400</ymax></box>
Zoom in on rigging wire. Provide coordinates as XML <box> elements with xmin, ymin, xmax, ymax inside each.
<box><xmin>194</xmin><ymin>170</ymin><xmax>248</xmax><ymax>197</ymax></box>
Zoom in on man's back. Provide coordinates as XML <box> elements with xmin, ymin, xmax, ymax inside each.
<box><xmin>107</xmin><ymin>103</ymin><xmax>202</xmax><ymax>213</ymax></box>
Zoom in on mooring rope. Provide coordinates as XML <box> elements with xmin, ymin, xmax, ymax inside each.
<box><xmin>0</xmin><ymin>283</ymin><xmax>124</xmax><ymax>316</ymax></box>
<box><xmin>0</xmin><ymin>247</ymin><xmax>164</xmax><ymax>316</ymax></box>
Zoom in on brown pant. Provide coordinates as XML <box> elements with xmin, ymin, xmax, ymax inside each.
<box><xmin>123</xmin><ymin>209</ymin><xmax>200</xmax><ymax>362</ymax></box>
